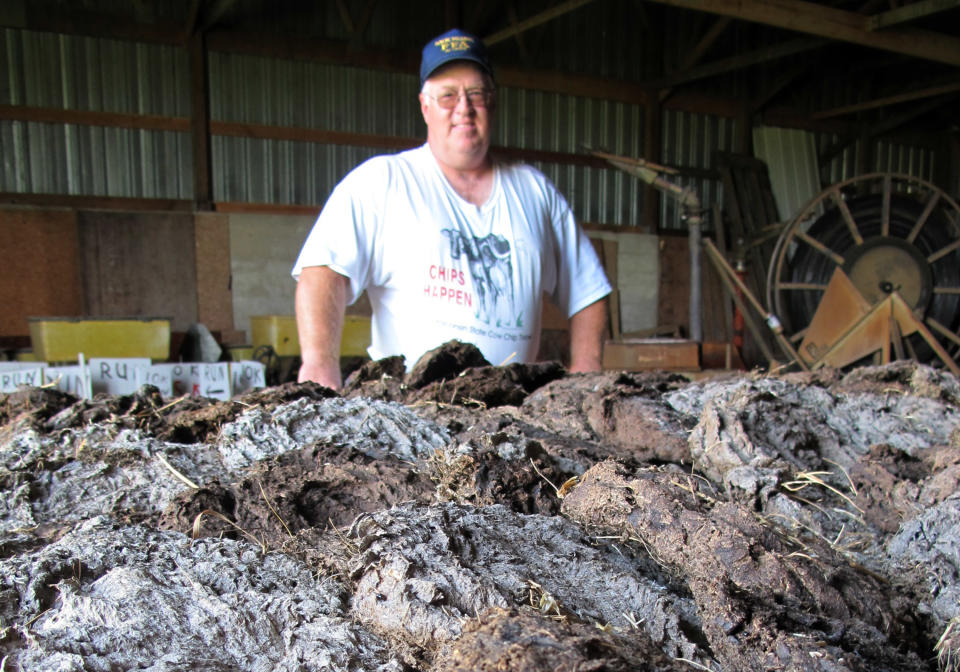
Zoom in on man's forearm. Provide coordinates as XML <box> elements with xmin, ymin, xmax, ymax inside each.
<box><xmin>295</xmin><ymin>266</ymin><xmax>349</xmax><ymax>388</ymax></box>
<box><xmin>568</xmin><ymin>297</ymin><xmax>608</xmax><ymax>373</ymax></box>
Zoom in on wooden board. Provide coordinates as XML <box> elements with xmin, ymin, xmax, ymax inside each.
<box><xmin>78</xmin><ymin>211</ymin><xmax>198</xmax><ymax>331</ymax></box>
<box><xmin>657</xmin><ymin>235</ymin><xmax>728</xmax><ymax>342</ymax></box>
<box><xmin>0</xmin><ymin>208</ymin><xmax>84</xmax><ymax>338</ymax></box>
<box><xmin>194</xmin><ymin>213</ymin><xmax>234</xmax><ymax>334</ymax></box>
<box><xmin>602</xmin><ymin>339</ymin><xmax>700</xmax><ymax>371</ymax></box>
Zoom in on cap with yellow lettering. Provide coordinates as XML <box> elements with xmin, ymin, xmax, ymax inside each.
<box><xmin>419</xmin><ymin>28</ymin><xmax>494</xmax><ymax>86</ymax></box>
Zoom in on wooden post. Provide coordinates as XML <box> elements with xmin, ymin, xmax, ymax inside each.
<box><xmin>190</xmin><ymin>31</ymin><xmax>213</xmax><ymax>211</ymax></box>
<box><xmin>643</xmin><ymin>92</ymin><xmax>662</xmax><ymax>232</ymax></box>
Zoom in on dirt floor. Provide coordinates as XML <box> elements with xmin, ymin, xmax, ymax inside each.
<box><xmin>2</xmin><ymin>341</ymin><xmax>960</xmax><ymax>671</ymax></box>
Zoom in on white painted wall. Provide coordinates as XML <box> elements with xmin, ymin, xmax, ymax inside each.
<box><xmin>228</xmin><ymin>213</ymin><xmax>316</xmax><ymax>342</ymax></box>
<box><xmin>588</xmin><ymin>230</ymin><xmax>660</xmax><ymax>333</ymax></box>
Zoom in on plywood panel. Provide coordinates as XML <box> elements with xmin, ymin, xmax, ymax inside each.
<box><xmin>658</xmin><ymin>234</ymin><xmax>728</xmax><ymax>341</ymax></box>
<box><xmin>0</xmin><ymin>208</ymin><xmax>84</xmax><ymax>338</ymax></box>
<box><xmin>658</xmin><ymin>235</ymin><xmax>690</xmax><ymax>335</ymax></box>
<box><xmin>194</xmin><ymin>213</ymin><xmax>234</xmax><ymax>334</ymax></box>
<box><xmin>78</xmin><ymin>211</ymin><xmax>198</xmax><ymax>331</ymax></box>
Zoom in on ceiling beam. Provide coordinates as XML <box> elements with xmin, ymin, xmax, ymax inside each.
<box><xmin>678</xmin><ymin>16</ymin><xmax>732</xmax><ymax>73</ymax></box>
<box><xmin>654</xmin><ymin>36</ymin><xmax>827</xmax><ymax>88</ymax></box>
<box><xmin>484</xmin><ymin>0</ymin><xmax>597</xmax><ymax>45</ymax></box>
<box><xmin>813</xmin><ymin>80</ymin><xmax>960</xmax><ymax>118</ymax></box>
<box><xmin>866</xmin><ymin>0</ymin><xmax>960</xmax><ymax>31</ymax></box>
<box><xmin>641</xmin><ymin>0</ymin><xmax>960</xmax><ymax>66</ymax></box>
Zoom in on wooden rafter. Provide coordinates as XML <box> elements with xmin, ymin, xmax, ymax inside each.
<box><xmin>813</xmin><ymin>80</ymin><xmax>960</xmax><ymax>118</ymax></box>
<box><xmin>678</xmin><ymin>16</ymin><xmax>733</xmax><ymax>73</ymax></box>
<box><xmin>642</xmin><ymin>0</ymin><xmax>960</xmax><ymax>66</ymax></box>
<box><xmin>866</xmin><ymin>0</ymin><xmax>960</xmax><ymax>31</ymax></box>
<box><xmin>654</xmin><ymin>36</ymin><xmax>827</xmax><ymax>88</ymax></box>
<box><xmin>751</xmin><ymin>61</ymin><xmax>810</xmax><ymax>112</ymax></box>
<box><xmin>484</xmin><ymin>0</ymin><xmax>597</xmax><ymax>45</ymax></box>
<box><xmin>659</xmin><ymin>17</ymin><xmax>732</xmax><ymax>102</ymax></box>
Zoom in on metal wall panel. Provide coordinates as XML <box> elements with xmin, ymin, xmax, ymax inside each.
<box><xmin>753</xmin><ymin>126</ymin><xmax>822</xmax><ymax>223</ymax></box>
<box><xmin>495</xmin><ymin>86</ymin><xmax>646</xmax><ymax>226</ymax></box>
<box><xmin>817</xmin><ymin>133</ymin><xmax>938</xmax><ymax>187</ymax></box>
<box><xmin>1</xmin><ymin>120</ymin><xmax>192</xmax><ymax>197</ymax></box>
<box><xmin>212</xmin><ymin>135</ymin><xmax>381</xmax><ymax>205</ymax></box>
<box><xmin>1</xmin><ymin>28</ymin><xmax>191</xmax><ymax>198</ymax></box>
<box><xmin>210</xmin><ymin>51</ymin><xmax>647</xmax><ymax>225</ymax></box>
<box><xmin>660</xmin><ymin>109</ymin><xmax>736</xmax><ymax>231</ymax></box>
<box><xmin>1</xmin><ymin>28</ymin><xmax>189</xmax><ymax>114</ymax></box>
<box><xmin>2</xmin><ymin>22</ymin><xmax>947</xmax><ymax>229</ymax></box>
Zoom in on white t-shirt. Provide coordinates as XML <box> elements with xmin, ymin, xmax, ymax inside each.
<box><xmin>292</xmin><ymin>144</ymin><xmax>611</xmax><ymax>369</ymax></box>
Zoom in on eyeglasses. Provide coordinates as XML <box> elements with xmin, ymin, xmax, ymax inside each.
<box><xmin>424</xmin><ymin>88</ymin><xmax>494</xmax><ymax>109</ymax></box>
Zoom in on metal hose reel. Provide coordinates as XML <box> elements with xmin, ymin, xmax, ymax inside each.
<box><xmin>767</xmin><ymin>173</ymin><xmax>960</xmax><ymax>370</ymax></box>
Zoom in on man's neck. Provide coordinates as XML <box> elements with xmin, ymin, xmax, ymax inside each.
<box><xmin>435</xmin><ymin>157</ymin><xmax>494</xmax><ymax>207</ymax></box>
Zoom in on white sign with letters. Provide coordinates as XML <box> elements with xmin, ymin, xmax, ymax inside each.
<box><xmin>137</xmin><ymin>366</ymin><xmax>173</xmax><ymax>397</ymax></box>
<box><xmin>231</xmin><ymin>361</ymin><xmax>266</xmax><ymax>396</ymax></box>
<box><xmin>0</xmin><ymin>367</ymin><xmax>44</xmax><ymax>393</ymax></box>
<box><xmin>42</xmin><ymin>366</ymin><xmax>93</xmax><ymax>399</ymax></box>
<box><xmin>154</xmin><ymin>362</ymin><xmax>232</xmax><ymax>401</ymax></box>
<box><xmin>89</xmin><ymin>358</ymin><xmax>151</xmax><ymax>396</ymax></box>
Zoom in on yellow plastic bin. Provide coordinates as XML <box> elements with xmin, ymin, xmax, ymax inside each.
<box><xmin>29</xmin><ymin>317</ymin><xmax>171</xmax><ymax>362</ymax></box>
<box><xmin>250</xmin><ymin>315</ymin><xmax>371</xmax><ymax>357</ymax></box>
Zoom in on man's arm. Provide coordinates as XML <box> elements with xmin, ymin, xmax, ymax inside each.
<box><xmin>568</xmin><ymin>297</ymin><xmax>608</xmax><ymax>373</ymax></box>
<box><xmin>295</xmin><ymin>265</ymin><xmax>350</xmax><ymax>389</ymax></box>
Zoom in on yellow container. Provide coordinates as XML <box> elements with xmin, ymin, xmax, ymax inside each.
<box><xmin>251</xmin><ymin>315</ymin><xmax>300</xmax><ymax>357</ymax></box>
<box><xmin>29</xmin><ymin>317</ymin><xmax>171</xmax><ymax>362</ymax></box>
<box><xmin>227</xmin><ymin>345</ymin><xmax>255</xmax><ymax>362</ymax></box>
<box><xmin>250</xmin><ymin>314</ymin><xmax>371</xmax><ymax>357</ymax></box>
<box><xmin>341</xmin><ymin>315</ymin><xmax>372</xmax><ymax>357</ymax></box>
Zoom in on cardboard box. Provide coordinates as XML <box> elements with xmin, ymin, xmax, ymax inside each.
<box><xmin>602</xmin><ymin>338</ymin><xmax>700</xmax><ymax>371</ymax></box>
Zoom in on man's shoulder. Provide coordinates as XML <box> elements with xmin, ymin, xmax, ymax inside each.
<box><xmin>344</xmin><ymin>145</ymin><xmax>430</xmax><ymax>182</ymax></box>
<box><xmin>497</xmin><ymin>159</ymin><xmax>554</xmax><ymax>187</ymax></box>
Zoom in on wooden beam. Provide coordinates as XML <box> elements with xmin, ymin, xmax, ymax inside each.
<box><xmin>750</xmin><ymin>61</ymin><xmax>809</xmax><ymax>112</ymax></box>
<box><xmin>660</xmin><ymin>16</ymin><xmax>732</xmax><ymax>102</ymax></box>
<box><xmin>813</xmin><ymin>80</ymin><xmax>960</xmax><ymax>118</ymax></box>
<box><xmin>656</xmin><ymin>36</ymin><xmax>827</xmax><ymax>88</ymax></box>
<box><xmin>484</xmin><ymin>0</ymin><xmax>597</xmax><ymax>45</ymax></box>
<box><xmin>0</xmin><ymin>104</ymin><xmax>613</xmax><ymax>170</ymax></box>
<box><xmin>870</xmin><ymin>94</ymin><xmax>960</xmax><ymax>137</ymax></box>
<box><xmin>190</xmin><ymin>31</ymin><xmax>213</xmax><ymax>211</ymax></box>
<box><xmin>641</xmin><ymin>0</ymin><xmax>960</xmax><ymax>66</ymax></box>
<box><xmin>334</xmin><ymin>0</ymin><xmax>356</xmax><ymax>34</ymax></box>
<box><xmin>0</xmin><ymin>104</ymin><xmax>189</xmax><ymax>131</ymax></box>
<box><xmin>201</xmin><ymin>0</ymin><xmax>241</xmax><ymax>32</ymax></box>
<box><xmin>0</xmin><ymin>192</ymin><xmax>193</xmax><ymax>211</ymax></box>
<box><xmin>5</xmin><ymin>8</ymin><xmax>183</xmax><ymax>44</ymax></box>
<box><xmin>678</xmin><ymin>16</ymin><xmax>732</xmax><ymax>73</ymax></box>
<box><xmin>866</xmin><ymin>0</ymin><xmax>960</xmax><ymax>31</ymax></box>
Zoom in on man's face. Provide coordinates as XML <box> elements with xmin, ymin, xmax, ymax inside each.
<box><xmin>419</xmin><ymin>62</ymin><xmax>495</xmax><ymax>172</ymax></box>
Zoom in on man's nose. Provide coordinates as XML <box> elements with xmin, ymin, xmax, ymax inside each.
<box><xmin>454</xmin><ymin>91</ymin><xmax>476</xmax><ymax>113</ymax></box>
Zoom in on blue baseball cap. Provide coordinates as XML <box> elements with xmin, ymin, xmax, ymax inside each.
<box><xmin>419</xmin><ymin>28</ymin><xmax>494</xmax><ymax>86</ymax></box>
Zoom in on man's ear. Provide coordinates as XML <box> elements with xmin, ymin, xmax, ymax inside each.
<box><xmin>418</xmin><ymin>93</ymin><xmax>430</xmax><ymax>123</ymax></box>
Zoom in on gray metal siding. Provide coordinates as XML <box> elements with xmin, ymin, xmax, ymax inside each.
<box><xmin>818</xmin><ymin>133</ymin><xmax>938</xmax><ymax>187</ymax></box>
<box><xmin>1</xmin><ymin>28</ymin><xmax>189</xmax><ymax>114</ymax></box>
<box><xmin>660</xmin><ymin>109</ymin><xmax>737</xmax><ymax>231</ymax></box>
<box><xmin>1</xmin><ymin>25</ymin><xmax>947</xmax><ymax>228</ymax></box>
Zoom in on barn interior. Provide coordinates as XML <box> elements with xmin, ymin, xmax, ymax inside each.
<box><xmin>5</xmin><ymin>4</ymin><xmax>960</xmax><ymax>671</ymax></box>
<box><xmin>1</xmin><ymin>0</ymin><xmax>959</xmax><ymax>378</ymax></box>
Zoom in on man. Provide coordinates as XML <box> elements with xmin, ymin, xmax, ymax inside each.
<box><xmin>293</xmin><ymin>28</ymin><xmax>611</xmax><ymax>389</ymax></box>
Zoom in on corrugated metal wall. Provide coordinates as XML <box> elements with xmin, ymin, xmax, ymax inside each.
<box><xmin>1</xmin><ymin>24</ymin><xmax>950</xmax><ymax>228</ymax></box>
<box><xmin>0</xmin><ymin>28</ymin><xmax>192</xmax><ymax>198</ymax></box>
<box><xmin>818</xmin><ymin>133</ymin><xmax>938</xmax><ymax>187</ymax></box>
<box><xmin>660</xmin><ymin>109</ymin><xmax>736</xmax><ymax>231</ymax></box>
